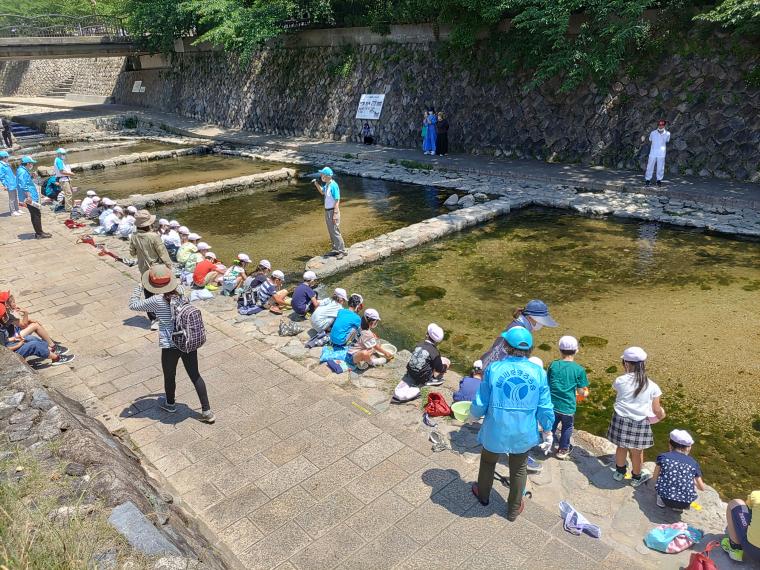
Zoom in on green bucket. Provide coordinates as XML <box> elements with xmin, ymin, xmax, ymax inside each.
<box><xmin>451</xmin><ymin>401</ymin><xmax>472</xmax><ymax>422</ymax></box>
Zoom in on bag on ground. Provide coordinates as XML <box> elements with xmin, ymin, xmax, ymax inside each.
<box><xmin>644</xmin><ymin>522</ymin><xmax>703</xmax><ymax>554</ymax></box>
<box><xmin>171</xmin><ymin>299</ymin><xmax>206</xmax><ymax>353</ymax></box>
<box><xmin>424</xmin><ymin>392</ymin><xmax>452</xmax><ymax>417</ymax></box>
<box><xmin>684</xmin><ymin>541</ymin><xmax>720</xmax><ymax>570</ymax></box>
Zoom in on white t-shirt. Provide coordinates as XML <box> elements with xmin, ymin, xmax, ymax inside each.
<box><xmin>613</xmin><ymin>373</ymin><xmax>662</xmax><ymax>421</ymax></box>
<box><xmin>310</xmin><ymin>298</ymin><xmax>342</xmax><ymax>332</ymax></box>
<box><xmin>648</xmin><ymin>129</ymin><xmax>670</xmax><ymax>158</ymax></box>
<box><xmin>80</xmin><ymin>196</ymin><xmax>94</xmax><ymax>212</ymax></box>
<box><xmin>162</xmin><ymin>229</ymin><xmax>181</xmax><ymax>248</ymax></box>
<box><xmin>103</xmin><ymin>212</ymin><xmax>120</xmax><ymax>229</ymax></box>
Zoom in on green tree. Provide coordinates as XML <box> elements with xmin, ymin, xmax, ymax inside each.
<box><xmin>695</xmin><ymin>0</ymin><xmax>760</xmax><ymax>36</ymax></box>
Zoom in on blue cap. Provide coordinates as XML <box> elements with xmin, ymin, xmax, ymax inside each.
<box><xmin>20</xmin><ymin>156</ymin><xmax>37</xmax><ymax>164</ymax></box>
<box><xmin>523</xmin><ymin>299</ymin><xmax>558</xmax><ymax>327</ymax></box>
<box><xmin>501</xmin><ymin>326</ymin><xmax>533</xmax><ymax>350</ymax></box>
<box><xmin>0</xmin><ymin>151</ymin><xmax>8</xmax><ymax>158</ymax></box>
<box><xmin>318</xmin><ymin>167</ymin><xmax>334</xmax><ymax>177</ymax></box>
<box><xmin>55</xmin><ymin>147</ymin><xmax>67</xmax><ymax>154</ymax></box>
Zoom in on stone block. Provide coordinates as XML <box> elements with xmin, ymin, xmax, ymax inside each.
<box><xmin>289</xmin><ymin>524</ymin><xmax>364</xmax><ymax>570</ymax></box>
<box><xmin>108</xmin><ymin>501</ymin><xmax>180</xmax><ymax>557</ymax></box>
<box><xmin>348</xmin><ymin>433</ymin><xmax>404</xmax><ymax>471</ymax></box>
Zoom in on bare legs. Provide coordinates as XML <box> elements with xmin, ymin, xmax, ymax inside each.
<box><xmin>615</xmin><ymin>447</ymin><xmax>645</xmax><ymax>474</ymax></box>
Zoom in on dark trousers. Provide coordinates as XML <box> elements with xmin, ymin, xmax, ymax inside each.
<box><xmin>143</xmin><ymin>288</ymin><xmax>156</xmax><ymax>321</ymax></box>
<box><xmin>161</xmin><ymin>348</ymin><xmax>210</xmax><ymax>411</ymax></box>
<box><xmin>28</xmin><ymin>204</ymin><xmax>43</xmax><ymax>235</ymax></box>
<box><xmin>2</xmin><ymin>130</ymin><xmax>11</xmax><ymax>148</ymax></box>
<box><xmin>552</xmin><ymin>412</ymin><xmax>575</xmax><ymax>450</ymax></box>
<box><xmin>436</xmin><ymin>132</ymin><xmax>449</xmax><ymax>155</ymax></box>
<box><xmin>477</xmin><ymin>448</ymin><xmax>528</xmax><ymax>516</ymax></box>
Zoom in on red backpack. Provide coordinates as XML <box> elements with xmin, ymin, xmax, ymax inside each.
<box><xmin>685</xmin><ymin>541</ymin><xmax>720</xmax><ymax>570</ymax></box>
<box><xmin>425</xmin><ymin>392</ymin><xmax>452</xmax><ymax>417</ymax></box>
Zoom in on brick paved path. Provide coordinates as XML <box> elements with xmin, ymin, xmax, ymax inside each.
<box><xmin>1</xmin><ymin>199</ymin><xmax>640</xmax><ymax>569</ymax></box>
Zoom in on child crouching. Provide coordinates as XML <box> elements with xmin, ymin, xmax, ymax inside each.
<box><xmin>653</xmin><ymin>429</ymin><xmax>705</xmax><ymax>511</ymax></box>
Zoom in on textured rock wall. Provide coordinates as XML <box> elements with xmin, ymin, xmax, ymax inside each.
<box><xmin>112</xmin><ymin>43</ymin><xmax>759</xmax><ymax>181</ymax></box>
<box><xmin>0</xmin><ymin>57</ymin><xmax>124</xmax><ymax>97</ymax></box>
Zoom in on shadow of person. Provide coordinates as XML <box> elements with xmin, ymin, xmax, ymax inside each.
<box><xmin>119</xmin><ymin>394</ymin><xmax>200</xmax><ymax>426</ymax></box>
<box><xmin>570</xmin><ymin>445</ymin><xmax>626</xmax><ymax>491</ymax></box>
<box><xmin>422</xmin><ymin>467</ymin><xmax>509</xmax><ymax>520</ymax></box>
<box><xmin>17</xmin><ymin>232</ymin><xmax>38</xmax><ymax>240</ymax></box>
<box><xmin>122</xmin><ymin>315</ymin><xmax>150</xmax><ymax>329</ymax></box>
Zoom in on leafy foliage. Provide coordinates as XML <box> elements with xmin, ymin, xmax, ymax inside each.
<box><xmin>695</xmin><ymin>0</ymin><xmax>760</xmax><ymax>36</ymax></box>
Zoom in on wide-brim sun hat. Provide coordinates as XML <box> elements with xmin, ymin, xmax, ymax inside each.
<box><xmin>141</xmin><ymin>264</ymin><xmax>178</xmax><ymax>294</ymax></box>
<box><xmin>523</xmin><ymin>299</ymin><xmax>558</xmax><ymax>327</ymax></box>
<box><xmin>501</xmin><ymin>326</ymin><xmax>533</xmax><ymax>350</ymax></box>
<box><xmin>134</xmin><ymin>209</ymin><xmax>156</xmax><ymax>228</ymax></box>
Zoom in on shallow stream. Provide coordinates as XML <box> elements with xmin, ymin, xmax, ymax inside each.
<box><xmin>158</xmin><ymin>177</ymin><xmax>449</xmax><ymax>278</ymax></box>
<box><xmin>71</xmin><ymin>154</ymin><xmax>290</xmax><ymax>200</ymax></box>
<box><xmin>327</xmin><ymin>208</ymin><xmax>760</xmax><ymax>498</ymax></box>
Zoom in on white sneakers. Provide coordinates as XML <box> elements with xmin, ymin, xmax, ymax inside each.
<box><xmin>12</xmin><ymin>211</ymin><xmax>22</xmax><ymax>216</ymax></box>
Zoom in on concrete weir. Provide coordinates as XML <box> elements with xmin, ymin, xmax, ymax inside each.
<box><xmin>129</xmin><ymin>167</ymin><xmax>297</xmax><ymax>207</ymax></box>
<box><xmin>306</xmin><ymin>198</ymin><xmax>512</xmax><ymax>277</ymax></box>
<box><xmin>37</xmin><ymin>146</ymin><xmax>208</xmax><ymax>176</ymax></box>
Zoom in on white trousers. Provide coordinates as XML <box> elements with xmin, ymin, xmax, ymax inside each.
<box><xmin>645</xmin><ymin>154</ymin><xmax>665</xmax><ymax>181</ymax></box>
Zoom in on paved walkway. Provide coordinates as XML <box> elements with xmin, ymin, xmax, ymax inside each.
<box><xmin>3</xmin><ymin>96</ymin><xmax>760</xmax><ymax>209</ymax></box>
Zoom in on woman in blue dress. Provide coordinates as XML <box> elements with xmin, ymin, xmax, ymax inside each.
<box><xmin>422</xmin><ymin>108</ymin><xmax>437</xmax><ymax>155</ymax></box>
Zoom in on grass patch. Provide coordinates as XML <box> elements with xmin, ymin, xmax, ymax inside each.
<box><xmin>0</xmin><ymin>447</ymin><xmax>144</xmax><ymax>569</ymax></box>
<box><xmin>122</xmin><ymin>117</ymin><xmax>138</xmax><ymax>129</ymax></box>
<box><xmin>399</xmin><ymin>160</ymin><xmax>434</xmax><ymax>171</ymax></box>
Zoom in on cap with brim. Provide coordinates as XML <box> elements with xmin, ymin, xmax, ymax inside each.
<box><xmin>558</xmin><ymin>335</ymin><xmax>579</xmax><ymax>351</ymax></box>
<box><xmin>334</xmin><ymin>287</ymin><xmax>348</xmax><ymax>301</ymax></box>
<box><xmin>141</xmin><ymin>265</ymin><xmax>178</xmax><ymax>294</ymax></box>
<box><xmin>0</xmin><ymin>151</ymin><xmax>9</xmax><ymax>158</ymax></box>
<box><xmin>205</xmin><ymin>252</ymin><xmax>216</xmax><ymax>259</ymax></box>
<box><xmin>159</xmin><ymin>218</ymin><xmax>169</xmax><ymax>226</ymax></box>
<box><xmin>523</xmin><ymin>299</ymin><xmax>558</xmax><ymax>327</ymax></box>
<box><xmin>55</xmin><ymin>148</ymin><xmax>67</xmax><ymax>154</ymax></box>
<box><xmin>427</xmin><ymin>323</ymin><xmax>444</xmax><ymax>343</ymax></box>
<box><xmin>669</xmin><ymin>429</ymin><xmax>694</xmax><ymax>447</ymax></box>
<box><xmin>501</xmin><ymin>326</ymin><xmax>533</xmax><ymax>350</ymax></box>
<box><xmin>237</xmin><ymin>253</ymin><xmax>251</xmax><ymax>263</ymax></box>
<box><xmin>318</xmin><ymin>167</ymin><xmax>334</xmax><ymax>176</ymax></box>
<box><xmin>303</xmin><ymin>270</ymin><xmax>317</xmax><ymax>281</ymax></box>
<box><xmin>92</xmin><ymin>196</ymin><xmax>101</xmax><ymax>202</ymax></box>
<box><xmin>364</xmin><ymin>308</ymin><xmax>381</xmax><ymax>321</ymax></box>
<box><xmin>187</xmin><ymin>233</ymin><xmax>200</xmax><ymax>241</ymax></box>
<box><xmin>169</xmin><ymin>220</ymin><xmax>180</xmax><ymax>228</ymax></box>
<box><xmin>21</xmin><ymin>156</ymin><xmax>36</xmax><ymax>164</ymax></box>
<box><xmin>260</xmin><ymin>259</ymin><xmax>271</xmax><ymax>270</ymax></box>
<box><xmin>178</xmin><ymin>226</ymin><xmax>190</xmax><ymax>234</ymax></box>
<box><xmin>621</xmin><ymin>346</ymin><xmax>647</xmax><ymax>362</ymax></box>
<box><xmin>0</xmin><ymin>304</ymin><xmax>5</xmax><ymax>319</ymax></box>
<box><xmin>113</xmin><ymin>206</ymin><xmax>123</xmax><ymax>213</ymax></box>
<box><xmin>86</xmin><ymin>190</ymin><xmax>96</xmax><ymax>197</ymax></box>
<box><xmin>0</xmin><ymin>290</ymin><xmax>10</xmax><ymax>303</ymax></box>
<box><xmin>473</xmin><ymin>359</ymin><xmax>483</xmax><ymax>370</ymax></box>
<box><xmin>127</xmin><ymin>206</ymin><xmax>137</xmax><ymax>214</ymax></box>
<box><xmin>196</xmin><ymin>242</ymin><xmax>210</xmax><ymax>251</ymax></box>
<box><xmin>134</xmin><ymin>209</ymin><xmax>155</xmax><ymax>228</ymax></box>
<box><xmin>272</xmin><ymin>270</ymin><xmax>285</xmax><ymax>280</ymax></box>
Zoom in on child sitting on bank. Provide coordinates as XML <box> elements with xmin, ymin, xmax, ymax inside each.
<box><xmin>653</xmin><ymin>429</ymin><xmax>706</xmax><ymax>511</ymax></box>
<box><xmin>347</xmin><ymin>309</ymin><xmax>394</xmax><ymax>369</ymax></box>
<box><xmin>177</xmin><ymin>231</ymin><xmax>199</xmax><ymax>267</ymax></box>
<box><xmin>221</xmin><ymin>253</ymin><xmax>251</xmax><ymax>296</ymax></box>
<box><xmin>329</xmin><ymin>294</ymin><xmax>364</xmax><ymax>347</ymax></box>
<box><xmin>547</xmin><ymin>336</ymin><xmax>589</xmax><ymax>460</ymax></box>
<box><xmin>257</xmin><ymin>270</ymin><xmax>290</xmax><ymax>314</ymax></box>
<box><xmin>393</xmin><ymin>323</ymin><xmax>450</xmax><ymax>403</ymax></box>
<box><xmin>292</xmin><ymin>271</ymin><xmax>320</xmax><ymax>318</ymax></box>
<box><xmin>243</xmin><ymin>259</ymin><xmax>272</xmax><ymax>291</ymax></box>
<box><xmin>453</xmin><ymin>360</ymin><xmax>483</xmax><ymax>402</ymax></box>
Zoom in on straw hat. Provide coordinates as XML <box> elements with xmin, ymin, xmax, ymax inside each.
<box><xmin>141</xmin><ymin>264</ymin><xmax>178</xmax><ymax>294</ymax></box>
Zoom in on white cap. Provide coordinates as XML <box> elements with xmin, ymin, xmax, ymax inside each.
<box><xmin>125</xmin><ymin>215</ymin><xmax>135</xmax><ymax>223</ymax></box>
<box><xmin>102</xmin><ymin>198</ymin><xmax>115</xmax><ymax>206</ymax></box>
<box><xmin>196</xmin><ymin>241</ymin><xmax>210</xmax><ymax>251</ymax></box>
<box><xmin>92</xmin><ymin>196</ymin><xmax>101</xmax><ymax>202</ymax></box>
<box><xmin>178</xmin><ymin>226</ymin><xmax>190</xmax><ymax>235</ymax></box>
<box><xmin>272</xmin><ymin>270</ymin><xmax>285</xmax><ymax>280</ymax></box>
<box><xmin>669</xmin><ymin>429</ymin><xmax>694</xmax><ymax>447</ymax></box>
<box><xmin>113</xmin><ymin>205</ymin><xmax>123</xmax><ymax>214</ymax></box>
<box><xmin>187</xmin><ymin>232</ymin><xmax>200</xmax><ymax>241</ymax></box>
<box><xmin>427</xmin><ymin>323</ymin><xmax>444</xmax><ymax>343</ymax></box>
<box><xmin>237</xmin><ymin>253</ymin><xmax>251</xmax><ymax>263</ymax></box>
<box><xmin>205</xmin><ymin>252</ymin><xmax>216</xmax><ymax>259</ymax></box>
<box><xmin>621</xmin><ymin>346</ymin><xmax>647</xmax><ymax>362</ymax></box>
<box><xmin>159</xmin><ymin>218</ymin><xmax>169</xmax><ymax>225</ymax></box>
<box><xmin>334</xmin><ymin>287</ymin><xmax>348</xmax><ymax>301</ymax></box>
<box><xmin>303</xmin><ymin>270</ymin><xmax>317</xmax><ymax>281</ymax></box>
<box><xmin>473</xmin><ymin>360</ymin><xmax>483</xmax><ymax>370</ymax></box>
<box><xmin>364</xmin><ymin>308</ymin><xmax>381</xmax><ymax>321</ymax></box>
<box><xmin>528</xmin><ymin>356</ymin><xmax>544</xmax><ymax>369</ymax></box>
<box><xmin>169</xmin><ymin>220</ymin><xmax>180</xmax><ymax>228</ymax></box>
<box><xmin>558</xmin><ymin>335</ymin><xmax>579</xmax><ymax>351</ymax></box>
<box><xmin>86</xmin><ymin>190</ymin><xmax>96</xmax><ymax>197</ymax></box>
<box><xmin>127</xmin><ymin>205</ymin><xmax>137</xmax><ymax>214</ymax></box>
<box><xmin>259</xmin><ymin>259</ymin><xmax>271</xmax><ymax>270</ymax></box>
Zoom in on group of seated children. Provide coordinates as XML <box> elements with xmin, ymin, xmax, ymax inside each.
<box><xmin>77</xmin><ymin>190</ymin><xmax>141</xmax><ymax>238</ymax></box>
<box><xmin>0</xmin><ymin>290</ymin><xmax>75</xmax><ymax>367</ymax></box>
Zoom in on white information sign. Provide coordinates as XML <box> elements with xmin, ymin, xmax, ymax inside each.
<box><xmin>356</xmin><ymin>94</ymin><xmax>385</xmax><ymax>120</ymax></box>
<box><xmin>131</xmin><ymin>81</ymin><xmax>143</xmax><ymax>93</ymax></box>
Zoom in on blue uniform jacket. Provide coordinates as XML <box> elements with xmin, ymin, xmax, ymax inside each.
<box><xmin>0</xmin><ymin>161</ymin><xmax>16</xmax><ymax>193</ymax></box>
<box><xmin>16</xmin><ymin>166</ymin><xmax>39</xmax><ymax>202</ymax></box>
<box><xmin>470</xmin><ymin>356</ymin><xmax>555</xmax><ymax>454</ymax></box>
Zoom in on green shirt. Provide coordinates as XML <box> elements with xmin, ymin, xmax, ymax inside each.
<box><xmin>547</xmin><ymin>360</ymin><xmax>589</xmax><ymax>415</ymax></box>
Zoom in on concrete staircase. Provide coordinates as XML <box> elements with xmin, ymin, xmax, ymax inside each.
<box><xmin>43</xmin><ymin>76</ymin><xmax>75</xmax><ymax>99</ymax></box>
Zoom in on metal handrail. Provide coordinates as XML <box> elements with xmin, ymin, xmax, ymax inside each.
<box><xmin>0</xmin><ymin>14</ymin><xmax>129</xmax><ymax>38</ymax></box>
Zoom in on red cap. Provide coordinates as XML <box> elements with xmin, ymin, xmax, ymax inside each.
<box><xmin>657</xmin><ymin>120</ymin><xmax>667</xmax><ymax>126</ymax></box>
<box><xmin>0</xmin><ymin>304</ymin><xmax>5</xmax><ymax>319</ymax></box>
<box><xmin>0</xmin><ymin>291</ymin><xmax>9</xmax><ymax>303</ymax></box>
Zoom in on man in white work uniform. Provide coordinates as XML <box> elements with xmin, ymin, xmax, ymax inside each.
<box><xmin>645</xmin><ymin>120</ymin><xmax>670</xmax><ymax>186</ymax></box>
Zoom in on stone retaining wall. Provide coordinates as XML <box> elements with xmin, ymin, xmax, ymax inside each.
<box><xmin>0</xmin><ymin>58</ymin><xmax>124</xmax><ymax>98</ymax></box>
<box><xmin>22</xmin><ymin>140</ymin><xmax>136</xmax><ymax>160</ymax></box>
<box><xmin>130</xmin><ymin>167</ymin><xmax>296</xmax><ymax>207</ymax></box>
<box><xmin>111</xmin><ymin>42</ymin><xmax>759</xmax><ymax>181</ymax></box>
<box><xmin>306</xmin><ymin>198</ymin><xmax>512</xmax><ymax>277</ymax></box>
<box><xmin>37</xmin><ymin>146</ymin><xmax>207</xmax><ymax>177</ymax></box>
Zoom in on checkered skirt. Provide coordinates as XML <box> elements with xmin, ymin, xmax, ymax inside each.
<box><xmin>607</xmin><ymin>412</ymin><xmax>653</xmax><ymax>449</ymax></box>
